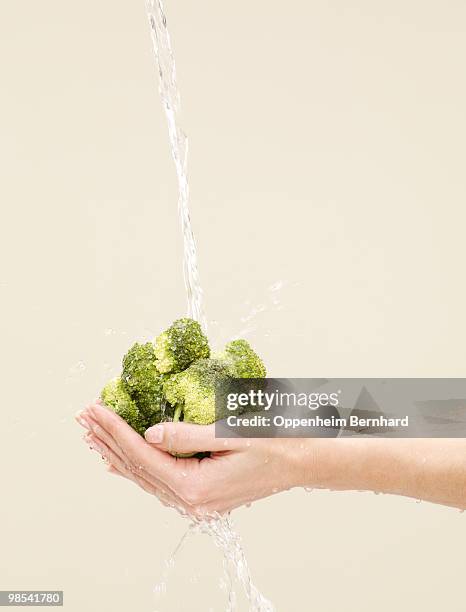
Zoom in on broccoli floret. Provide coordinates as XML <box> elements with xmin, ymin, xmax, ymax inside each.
<box><xmin>121</xmin><ymin>342</ymin><xmax>165</xmax><ymax>424</ymax></box>
<box><xmin>163</xmin><ymin>358</ymin><xmax>231</xmax><ymax>425</ymax></box>
<box><xmin>98</xmin><ymin>324</ymin><xmax>266</xmax><ymax>449</ymax></box>
<box><xmin>163</xmin><ymin>340</ymin><xmax>267</xmax><ymax>427</ymax></box>
<box><xmin>216</xmin><ymin>339</ymin><xmax>267</xmax><ymax>378</ymax></box>
<box><xmin>162</xmin><ymin>370</ymin><xmax>188</xmax><ymax>408</ymax></box>
<box><xmin>154</xmin><ymin>318</ymin><xmax>210</xmax><ymax>374</ymax></box>
<box><xmin>101</xmin><ymin>377</ymin><xmax>146</xmax><ymax>435</ymax></box>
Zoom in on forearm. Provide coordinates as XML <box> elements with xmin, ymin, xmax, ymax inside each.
<box><xmin>81</xmin><ymin>403</ymin><xmax>466</xmax><ymax>515</ymax></box>
<box><xmin>301</xmin><ymin>438</ymin><xmax>466</xmax><ymax>510</ymax></box>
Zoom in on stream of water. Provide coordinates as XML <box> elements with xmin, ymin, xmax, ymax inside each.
<box><xmin>144</xmin><ymin>1</ymin><xmax>274</xmax><ymax>610</ymax></box>
<box><xmin>145</xmin><ymin>0</ymin><xmax>206</xmax><ymax>332</ymax></box>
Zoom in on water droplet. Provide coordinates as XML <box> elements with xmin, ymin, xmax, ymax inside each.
<box><xmin>68</xmin><ymin>360</ymin><xmax>86</xmax><ymax>376</ymax></box>
<box><xmin>269</xmin><ymin>280</ymin><xmax>284</xmax><ymax>292</ymax></box>
<box><xmin>165</xmin><ymin>557</ymin><xmax>175</xmax><ymax>570</ymax></box>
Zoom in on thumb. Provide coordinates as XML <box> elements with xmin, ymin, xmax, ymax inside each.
<box><xmin>144</xmin><ymin>421</ymin><xmax>237</xmax><ymax>454</ymax></box>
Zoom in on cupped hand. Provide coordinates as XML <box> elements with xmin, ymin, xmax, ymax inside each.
<box><xmin>77</xmin><ymin>404</ymin><xmax>466</xmax><ymax>513</ymax></box>
<box><xmin>76</xmin><ymin>403</ymin><xmax>313</xmax><ymax>517</ymax></box>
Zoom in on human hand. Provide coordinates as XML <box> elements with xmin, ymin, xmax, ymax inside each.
<box><xmin>76</xmin><ymin>402</ymin><xmax>314</xmax><ymax>516</ymax></box>
<box><xmin>77</xmin><ymin>403</ymin><xmax>466</xmax><ymax>514</ymax></box>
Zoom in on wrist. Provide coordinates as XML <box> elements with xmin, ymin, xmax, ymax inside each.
<box><xmin>295</xmin><ymin>439</ymin><xmax>404</xmax><ymax>493</ymax></box>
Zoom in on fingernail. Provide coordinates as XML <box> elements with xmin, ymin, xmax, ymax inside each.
<box><xmin>145</xmin><ymin>424</ymin><xmax>164</xmax><ymax>443</ymax></box>
<box><xmin>75</xmin><ymin>411</ymin><xmax>90</xmax><ymax>430</ymax></box>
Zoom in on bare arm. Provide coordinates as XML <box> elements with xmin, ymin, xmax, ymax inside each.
<box><xmin>314</xmin><ymin>438</ymin><xmax>466</xmax><ymax>509</ymax></box>
<box><xmin>77</xmin><ymin>404</ymin><xmax>466</xmax><ymax>515</ymax></box>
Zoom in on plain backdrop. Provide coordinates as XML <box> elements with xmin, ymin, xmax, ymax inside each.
<box><xmin>1</xmin><ymin>1</ymin><xmax>465</xmax><ymax>610</ymax></box>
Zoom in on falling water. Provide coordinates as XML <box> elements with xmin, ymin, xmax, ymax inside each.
<box><xmin>145</xmin><ymin>0</ymin><xmax>206</xmax><ymax>331</ymax></box>
<box><xmin>144</xmin><ymin>1</ymin><xmax>273</xmax><ymax>609</ymax></box>
<box><xmin>196</xmin><ymin>515</ymin><xmax>274</xmax><ymax>612</ymax></box>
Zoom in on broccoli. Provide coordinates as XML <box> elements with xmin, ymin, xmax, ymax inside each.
<box><xmin>101</xmin><ymin>377</ymin><xmax>146</xmax><ymax>435</ymax></box>
<box><xmin>99</xmin><ymin>319</ymin><xmax>266</xmax><ymax>443</ymax></box>
<box><xmin>154</xmin><ymin>318</ymin><xmax>210</xmax><ymax>374</ymax></box>
<box><xmin>216</xmin><ymin>339</ymin><xmax>267</xmax><ymax>378</ymax></box>
<box><xmin>163</xmin><ymin>358</ymin><xmax>231</xmax><ymax>426</ymax></box>
<box><xmin>121</xmin><ymin>342</ymin><xmax>165</xmax><ymax>424</ymax></box>
<box><xmin>163</xmin><ymin>342</ymin><xmax>267</xmax><ymax>428</ymax></box>
<box><xmin>162</xmin><ymin>370</ymin><xmax>187</xmax><ymax>408</ymax></box>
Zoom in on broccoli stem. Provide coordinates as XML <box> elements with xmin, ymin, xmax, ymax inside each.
<box><xmin>173</xmin><ymin>404</ymin><xmax>183</xmax><ymax>423</ymax></box>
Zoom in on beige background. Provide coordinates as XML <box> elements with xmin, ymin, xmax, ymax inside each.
<box><xmin>1</xmin><ymin>0</ymin><xmax>465</xmax><ymax>610</ymax></box>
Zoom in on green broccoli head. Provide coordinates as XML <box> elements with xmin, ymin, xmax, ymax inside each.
<box><xmin>101</xmin><ymin>377</ymin><xmax>146</xmax><ymax>435</ymax></box>
<box><xmin>162</xmin><ymin>358</ymin><xmax>231</xmax><ymax>425</ymax></box>
<box><xmin>217</xmin><ymin>339</ymin><xmax>267</xmax><ymax>378</ymax></box>
<box><xmin>154</xmin><ymin>318</ymin><xmax>210</xmax><ymax>373</ymax></box>
<box><xmin>121</xmin><ymin>342</ymin><xmax>165</xmax><ymax>422</ymax></box>
<box><xmin>99</xmin><ymin>324</ymin><xmax>266</xmax><ymax>448</ymax></box>
<box><xmin>162</xmin><ymin>370</ymin><xmax>188</xmax><ymax>408</ymax></box>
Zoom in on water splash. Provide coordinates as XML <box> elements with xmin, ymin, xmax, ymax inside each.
<box><xmin>153</xmin><ymin>516</ymin><xmax>273</xmax><ymax>611</ymax></box>
<box><xmin>145</xmin><ymin>0</ymin><xmax>206</xmax><ymax>331</ymax></box>
<box><xmin>195</xmin><ymin>516</ymin><xmax>274</xmax><ymax>612</ymax></box>
<box><xmin>153</xmin><ymin>527</ymin><xmax>192</xmax><ymax>601</ymax></box>
<box><xmin>145</xmin><ymin>1</ymin><xmax>273</xmax><ymax>609</ymax></box>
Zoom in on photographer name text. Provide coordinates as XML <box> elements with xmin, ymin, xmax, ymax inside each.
<box><xmin>226</xmin><ymin>414</ymin><xmax>410</xmax><ymax>429</ymax></box>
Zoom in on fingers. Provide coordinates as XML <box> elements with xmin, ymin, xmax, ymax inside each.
<box><xmin>84</xmin><ymin>432</ymin><xmax>180</xmax><ymax>508</ymax></box>
<box><xmin>107</xmin><ymin>464</ymin><xmax>126</xmax><ymax>478</ymax></box>
<box><xmin>84</xmin><ymin>432</ymin><xmax>151</xmax><ymax>491</ymax></box>
<box><xmin>144</xmin><ymin>421</ymin><xmax>241</xmax><ymax>454</ymax></box>
<box><xmin>87</xmin><ymin>404</ymin><xmax>175</xmax><ymax>478</ymax></box>
<box><xmin>84</xmin><ymin>404</ymin><xmax>203</xmax><ymax>501</ymax></box>
<box><xmin>78</xmin><ymin>408</ymin><xmax>182</xmax><ymax>496</ymax></box>
<box><xmin>77</xmin><ymin>403</ymin><xmax>240</xmax><ymax>517</ymax></box>
<box><xmin>77</xmin><ymin>411</ymin><xmax>128</xmax><ymax>466</ymax></box>
<box><xmin>79</xmin><ymin>410</ymin><xmax>164</xmax><ymax>490</ymax></box>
